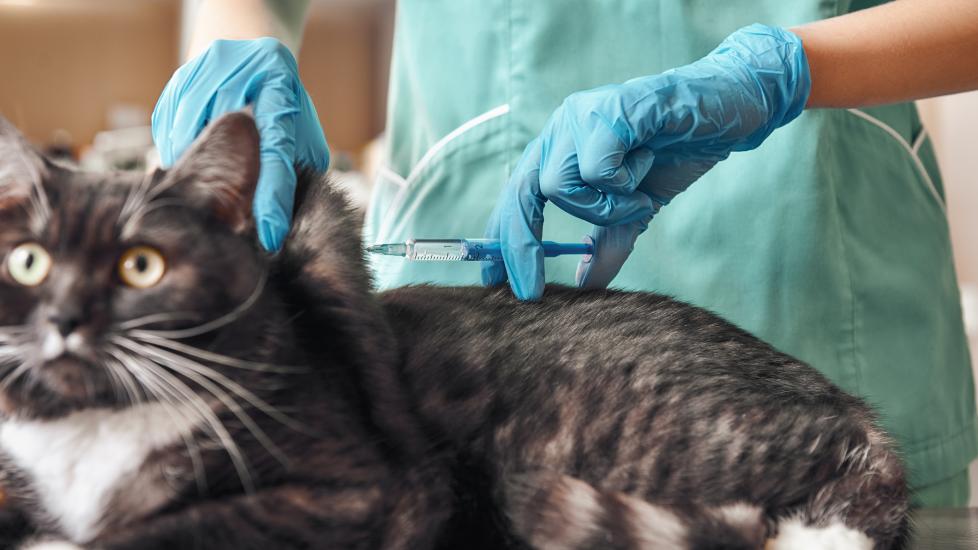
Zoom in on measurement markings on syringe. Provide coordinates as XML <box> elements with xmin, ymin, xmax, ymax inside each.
<box><xmin>414</xmin><ymin>253</ymin><xmax>465</xmax><ymax>261</ymax></box>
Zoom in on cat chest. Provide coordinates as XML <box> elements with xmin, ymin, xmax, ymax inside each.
<box><xmin>0</xmin><ymin>403</ymin><xmax>201</xmax><ymax>543</ymax></box>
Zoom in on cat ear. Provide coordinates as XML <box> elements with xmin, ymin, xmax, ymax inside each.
<box><xmin>0</xmin><ymin>115</ymin><xmax>46</xmax><ymax>211</ymax></box>
<box><xmin>160</xmin><ymin>110</ymin><xmax>261</xmax><ymax>233</ymax></box>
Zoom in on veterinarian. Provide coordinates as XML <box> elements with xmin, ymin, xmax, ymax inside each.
<box><xmin>154</xmin><ymin>0</ymin><xmax>978</xmax><ymax>506</ymax></box>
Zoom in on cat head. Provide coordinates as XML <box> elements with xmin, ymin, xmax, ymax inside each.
<box><xmin>0</xmin><ymin>112</ymin><xmax>283</xmax><ymax>419</ymax></box>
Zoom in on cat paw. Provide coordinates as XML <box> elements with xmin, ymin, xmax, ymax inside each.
<box><xmin>766</xmin><ymin>517</ymin><xmax>873</xmax><ymax>550</ymax></box>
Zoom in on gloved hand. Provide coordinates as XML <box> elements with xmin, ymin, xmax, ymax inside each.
<box><xmin>483</xmin><ymin>24</ymin><xmax>811</xmax><ymax>300</ymax></box>
<box><xmin>152</xmin><ymin>38</ymin><xmax>329</xmax><ymax>252</ymax></box>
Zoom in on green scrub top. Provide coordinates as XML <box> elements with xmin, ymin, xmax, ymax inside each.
<box><xmin>365</xmin><ymin>0</ymin><xmax>976</xmax><ymax>503</ymax></box>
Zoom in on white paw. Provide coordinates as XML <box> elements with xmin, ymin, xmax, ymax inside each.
<box><xmin>20</xmin><ymin>540</ymin><xmax>84</xmax><ymax>550</ymax></box>
<box><xmin>767</xmin><ymin>517</ymin><xmax>872</xmax><ymax>550</ymax></box>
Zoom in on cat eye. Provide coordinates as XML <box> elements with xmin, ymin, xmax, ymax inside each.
<box><xmin>6</xmin><ymin>243</ymin><xmax>52</xmax><ymax>287</ymax></box>
<box><xmin>118</xmin><ymin>246</ymin><xmax>166</xmax><ymax>289</ymax></box>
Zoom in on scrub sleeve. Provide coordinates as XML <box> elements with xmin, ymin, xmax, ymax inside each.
<box><xmin>365</xmin><ymin>0</ymin><xmax>977</xmax><ymax>506</ymax></box>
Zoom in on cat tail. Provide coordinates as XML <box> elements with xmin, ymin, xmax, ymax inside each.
<box><xmin>504</xmin><ymin>471</ymin><xmax>769</xmax><ymax>550</ymax></box>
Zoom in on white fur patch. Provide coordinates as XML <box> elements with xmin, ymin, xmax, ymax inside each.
<box><xmin>64</xmin><ymin>333</ymin><xmax>86</xmax><ymax>355</ymax></box>
<box><xmin>714</xmin><ymin>502</ymin><xmax>762</xmax><ymax>526</ymax></box>
<box><xmin>767</xmin><ymin>517</ymin><xmax>873</xmax><ymax>550</ymax></box>
<box><xmin>0</xmin><ymin>402</ymin><xmax>202</xmax><ymax>543</ymax></box>
<box><xmin>40</xmin><ymin>329</ymin><xmax>64</xmax><ymax>361</ymax></box>
<box><xmin>542</xmin><ymin>476</ymin><xmax>604</xmax><ymax>547</ymax></box>
<box><xmin>626</xmin><ymin>498</ymin><xmax>687</xmax><ymax>547</ymax></box>
<box><xmin>20</xmin><ymin>540</ymin><xmax>84</xmax><ymax>550</ymax></box>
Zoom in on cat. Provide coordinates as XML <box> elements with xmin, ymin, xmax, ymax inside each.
<box><xmin>0</xmin><ymin>110</ymin><xmax>910</xmax><ymax>550</ymax></box>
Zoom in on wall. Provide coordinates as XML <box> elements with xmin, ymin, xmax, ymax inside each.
<box><xmin>919</xmin><ymin>94</ymin><xmax>978</xmax><ymax>287</ymax></box>
<box><xmin>177</xmin><ymin>0</ymin><xmax>392</xmax><ymax>165</ymax></box>
<box><xmin>917</xmin><ymin>93</ymin><xmax>978</xmax><ymax>505</ymax></box>
<box><xmin>917</xmin><ymin>93</ymin><xmax>978</xmax><ymax>402</ymax></box>
<box><xmin>0</xmin><ymin>0</ymin><xmax>390</xmax><ymax>163</ymax></box>
<box><xmin>0</xmin><ymin>0</ymin><xmax>179</xmax><ymax>148</ymax></box>
<box><xmin>299</xmin><ymin>4</ymin><xmax>392</xmax><ymax>163</ymax></box>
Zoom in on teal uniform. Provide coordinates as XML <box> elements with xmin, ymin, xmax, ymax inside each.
<box><xmin>365</xmin><ymin>0</ymin><xmax>976</xmax><ymax>505</ymax></box>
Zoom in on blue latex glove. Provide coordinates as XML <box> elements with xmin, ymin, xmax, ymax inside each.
<box><xmin>152</xmin><ymin>38</ymin><xmax>329</xmax><ymax>251</ymax></box>
<box><xmin>483</xmin><ymin>24</ymin><xmax>811</xmax><ymax>300</ymax></box>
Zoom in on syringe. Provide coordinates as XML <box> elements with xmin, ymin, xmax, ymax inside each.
<box><xmin>367</xmin><ymin>238</ymin><xmax>593</xmax><ymax>262</ymax></box>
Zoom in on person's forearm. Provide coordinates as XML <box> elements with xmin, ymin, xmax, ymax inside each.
<box><xmin>792</xmin><ymin>0</ymin><xmax>978</xmax><ymax>108</ymax></box>
<box><xmin>186</xmin><ymin>0</ymin><xmax>311</xmax><ymax>60</ymax></box>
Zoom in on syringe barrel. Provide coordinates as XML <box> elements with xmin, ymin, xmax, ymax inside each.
<box><xmin>460</xmin><ymin>239</ymin><xmax>504</xmax><ymax>261</ymax></box>
<box><xmin>402</xmin><ymin>238</ymin><xmax>592</xmax><ymax>261</ymax></box>
<box><xmin>463</xmin><ymin>239</ymin><xmax>591</xmax><ymax>259</ymax></box>
<box><xmin>406</xmin><ymin>239</ymin><xmax>468</xmax><ymax>261</ymax></box>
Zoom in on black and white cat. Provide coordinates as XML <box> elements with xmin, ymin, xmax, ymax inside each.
<box><xmin>0</xmin><ymin>111</ymin><xmax>909</xmax><ymax>549</ymax></box>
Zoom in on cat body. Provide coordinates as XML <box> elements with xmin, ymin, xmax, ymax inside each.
<box><xmin>0</xmin><ymin>112</ymin><xmax>909</xmax><ymax>550</ymax></box>
<box><xmin>379</xmin><ymin>285</ymin><xmax>907</xmax><ymax>549</ymax></box>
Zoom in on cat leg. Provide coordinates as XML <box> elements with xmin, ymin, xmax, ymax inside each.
<box><xmin>88</xmin><ymin>476</ymin><xmax>450</xmax><ymax>550</ymax></box>
<box><xmin>502</xmin><ymin>470</ymin><xmax>768</xmax><ymax>550</ymax></box>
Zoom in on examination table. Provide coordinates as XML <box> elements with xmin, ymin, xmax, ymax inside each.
<box><xmin>911</xmin><ymin>508</ymin><xmax>978</xmax><ymax>549</ymax></box>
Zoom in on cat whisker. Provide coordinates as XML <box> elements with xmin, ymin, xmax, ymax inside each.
<box><xmin>0</xmin><ymin>354</ymin><xmax>23</xmax><ymax>377</ymax></box>
<box><xmin>119</xmin><ymin>338</ymin><xmax>311</xmax><ymax>433</ymax></box>
<box><xmin>117</xmin><ymin>170</ymin><xmax>154</xmax><ymax>228</ymax></box>
<box><xmin>128</xmin><ymin>332</ymin><xmax>309</xmax><ymax>374</ymax></box>
<box><xmin>0</xmin><ymin>344</ymin><xmax>23</xmax><ymax>356</ymax></box>
<box><xmin>23</xmin><ymin>156</ymin><xmax>50</xmax><ymax>230</ymax></box>
<box><xmin>115</xmin><ymin>312</ymin><xmax>202</xmax><ymax>331</ymax></box>
<box><xmin>101</xmin><ymin>360</ymin><xmax>131</xmax><ymax>406</ymax></box>
<box><xmin>0</xmin><ymin>326</ymin><xmax>32</xmax><ymax>337</ymax></box>
<box><xmin>26</xmin><ymin>190</ymin><xmax>49</xmax><ymax>231</ymax></box>
<box><xmin>104</xmin><ymin>348</ymin><xmax>210</xmax><ymax>495</ymax></box>
<box><xmin>0</xmin><ymin>333</ymin><xmax>40</xmax><ymax>401</ymax></box>
<box><xmin>0</xmin><ymin>359</ymin><xmax>32</xmax><ymax>393</ymax></box>
<box><xmin>113</xmin><ymin>337</ymin><xmax>300</xmax><ymax>467</ymax></box>
<box><xmin>120</xmin><ymin>198</ymin><xmax>189</xmax><ymax>240</ymax></box>
<box><xmin>114</xmin><ymin>337</ymin><xmax>290</xmax><ymax>472</ymax></box>
<box><xmin>129</xmin><ymin>269</ymin><xmax>268</xmax><ymax>340</ymax></box>
<box><xmin>107</xmin><ymin>345</ymin><xmax>248</xmax><ymax>493</ymax></box>
<box><xmin>103</xmin><ymin>352</ymin><xmax>150</xmax><ymax>408</ymax></box>
<box><xmin>141</xmin><ymin>169</ymin><xmax>187</xmax><ymax>205</ymax></box>
<box><xmin>153</xmin><ymin>392</ymin><xmax>210</xmax><ymax>496</ymax></box>
<box><xmin>14</xmin><ymin>199</ymin><xmax>42</xmax><ymax>236</ymax></box>
<box><xmin>1</xmin><ymin>148</ymin><xmax>47</xmax><ymax>227</ymax></box>
<box><xmin>118</xmin><ymin>170</ymin><xmax>175</xmax><ymax>238</ymax></box>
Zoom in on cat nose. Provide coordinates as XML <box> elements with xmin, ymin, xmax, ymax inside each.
<box><xmin>48</xmin><ymin>313</ymin><xmax>81</xmax><ymax>337</ymax></box>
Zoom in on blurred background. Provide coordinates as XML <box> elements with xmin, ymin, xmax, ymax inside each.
<box><xmin>1</xmin><ymin>0</ymin><xmax>977</xmax><ymax>499</ymax></box>
<box><xmin>0</xmin><ymin>0</ymin><xmax>394</xmax><ymax>201</ymax></box>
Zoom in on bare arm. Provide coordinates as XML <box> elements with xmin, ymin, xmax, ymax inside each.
<box><xmin>793</xmin><ymin>0</ymin><xmax>978</xmax><ymax>108</ymax></box>
<box><xmin>185</xmin><ymin>0</ymin><xmax>311</xmax><ymax>60</ymax></box>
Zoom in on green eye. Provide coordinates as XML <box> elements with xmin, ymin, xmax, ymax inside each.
<box><xmin>119</xmin><ymin>246</ymin><xmax>166</xmax><ymax>289</ymax></box>
<box><xmin>7</xmin><ymin>243</ymin><xmax>52</xmax><ymax>287</ymax></box>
